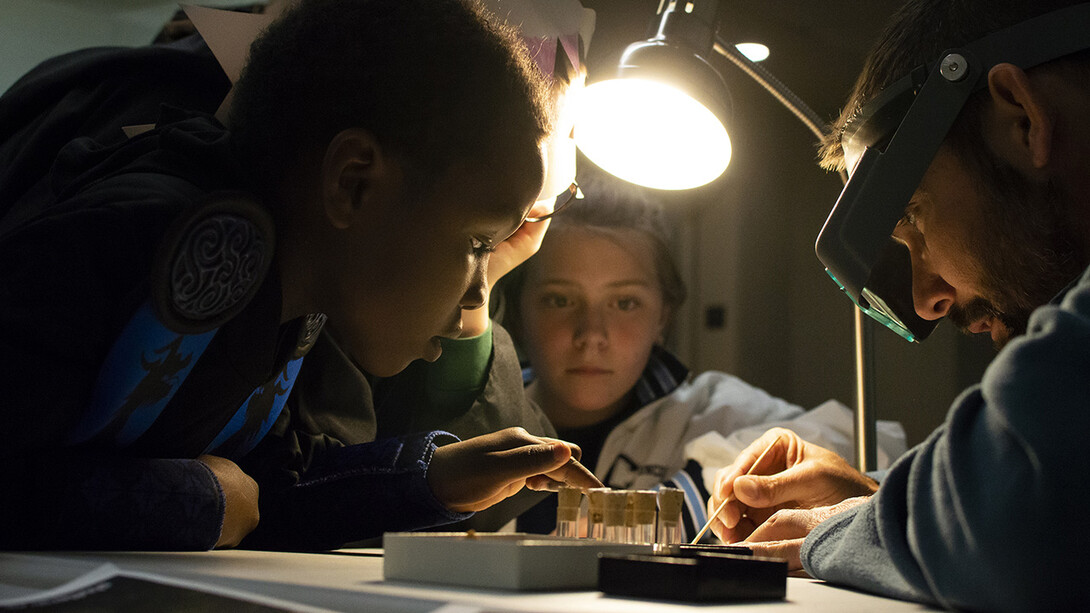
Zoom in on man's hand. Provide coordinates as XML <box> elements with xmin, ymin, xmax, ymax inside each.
<box><xmin>707</xmin><ymin>427</ymin><xmax>878</xmax><ymax>544</ymax></box>
<box><xmin>744</xmin><ymin>497</ymin><xmax>871</xmax><ymax>572</ymax></box>
<box><xmin>198</xmin><ymin>454</ymin><xmax>260</xmax><ymax>549</ymax></box>
<box><xmin>427</xmin><ymin>427</ymin><xmax>602</xmax><ymax>513</ymax></box>
<box><xmin>460</xmin><ymin>200</ymin><xmax>552</xmax><ymax>337</ymax></box>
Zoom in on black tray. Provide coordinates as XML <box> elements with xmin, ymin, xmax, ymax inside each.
<box><xmin>598</xmin><ymin>551</ymin><xmax>787</xmax><ymax>603</ymax></box>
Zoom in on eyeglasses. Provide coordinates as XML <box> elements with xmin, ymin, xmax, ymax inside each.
<box><xmin>525</xmin><ymin>181</ymin><xmax>581</xmax><ymax>223</ymax></box>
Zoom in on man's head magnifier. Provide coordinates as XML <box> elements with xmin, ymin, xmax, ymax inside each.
<box><xmin>815</xmin><ymin>3</ymin><xmax>1090</xmax><ymax>342</ymax></box>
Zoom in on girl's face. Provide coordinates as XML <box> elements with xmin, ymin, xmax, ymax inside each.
<box><xmin>519</xmin><ymin>227</ymin><xmax>670</xmax><ymax>429</ymax></box>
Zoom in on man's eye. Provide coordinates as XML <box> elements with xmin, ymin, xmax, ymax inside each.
<box><xmin>897</xmin><ymin>207</ymin><xmax>921</xmax><ymax>233</ymax></box>
<box><xmin>615</xmin><ymin>297</ymin><xmax>641</xmax><ymax>311</ymax></box>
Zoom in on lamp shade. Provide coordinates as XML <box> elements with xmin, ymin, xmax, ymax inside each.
<box><xmin>575</xmin><ymin>39</ymin><xmax>732</xmax><ymax>190</ymax></box>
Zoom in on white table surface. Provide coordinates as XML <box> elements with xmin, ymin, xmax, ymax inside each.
<box><xmin>0</xmin><ymin>548</ymin><xmax>938</xmax><ymax>612</ymax></box>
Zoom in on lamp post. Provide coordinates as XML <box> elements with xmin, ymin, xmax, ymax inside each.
<box><xmin>575</xmin><ymin>0</ymin><xmax>877</xmax><ymax>472</ymax></box>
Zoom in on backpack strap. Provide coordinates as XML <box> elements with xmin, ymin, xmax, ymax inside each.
<box><xmin>70</xmin><ymin>192</ymin><xmax>275</xmax><ymax>445</ymax></box>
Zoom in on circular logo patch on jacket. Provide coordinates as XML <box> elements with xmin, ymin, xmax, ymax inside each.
<box><xmin>152</xmin><ymin>191</ymin><xmax>275</xmax><ymax>333</ymax></box>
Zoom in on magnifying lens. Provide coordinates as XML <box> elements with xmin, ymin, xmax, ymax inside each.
<box><xmin>815</xmin><ymin>3</ymin><xmax>1090</xmax><ymax>342</ymax></box>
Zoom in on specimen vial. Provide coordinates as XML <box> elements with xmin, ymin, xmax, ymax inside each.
<box><xmin>556</xmin><ymin>486</ymin><xmax>583</xmax><ymax>538</ymax></box>
<box><xmin>656</xmin><ymin>487</ymin><xmax>685</xmax><ymax>544</ymax></box>
<box><xmin>586</xmin><ymin>487</ymin><xmax>610</xmax><ymax>540</ymax></box>
<box><xmin>626</xmin><ymin>490</ymin><xmax>658</xmax><ymax>544</ymax></box>
<box><xmin>602</xmin><ymin>490</ymin><xmax>628</xmax><ymax>543</ymax></box>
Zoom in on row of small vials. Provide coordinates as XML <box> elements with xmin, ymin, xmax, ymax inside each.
<box><xmin>555</xmin><ymin>486</ymin><xmax>685</xmax><ymax>545</ymax></box>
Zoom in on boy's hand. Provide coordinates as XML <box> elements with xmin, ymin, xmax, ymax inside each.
<box><xmin>460</xmin><ymin>200</ymin><xmax>552</xmax><ymax>337</ymax></box>
<box><xmin>707</xmin><ymin>428</ymin><xmax>878</xmax><ymax>544</ymax></box>
<box><xmin>488</xmin><ymin>199</ymin><xmax>553</xmax><ymax>287</ymax></box>
<box><xmin>428</xmin><ymin>427</ymin><xmax>602</xmax><ymax>513</ymax></box>
<box><xmin>198</xmin><ymin>454</ymin><xmax>260</xmax><ymax>548</ymax></box>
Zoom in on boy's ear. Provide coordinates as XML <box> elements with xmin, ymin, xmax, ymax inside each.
<box><xmin>320</xmin><ymin>128</ymin><xmax>387</xmax><ymax>229</ymax></box>
<box><xmin>985</xmin><ymin>63</ymin><xmax>1054</xmax><ymax>172</ymax></box>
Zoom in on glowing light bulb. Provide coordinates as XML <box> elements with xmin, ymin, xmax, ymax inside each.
<box><xmin>575</xmin><ymin>79</ymin><xmax>731</xmax><ymax>190</ymax></box>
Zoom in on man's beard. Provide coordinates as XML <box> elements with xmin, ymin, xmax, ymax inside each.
<box><xmin>946</xmin><ymin>151</ymin><xmax>1085</xmax><ymax>350</ymax></box>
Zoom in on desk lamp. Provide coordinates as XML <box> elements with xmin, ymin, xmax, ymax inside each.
<box><xmin>574</xmin><ymin>0</ymin><xmax>878</xmax><ymax>471</ymax></box>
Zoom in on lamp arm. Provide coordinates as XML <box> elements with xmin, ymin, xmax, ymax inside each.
<box><xmin>713</xmin><ymin>38</ymin><xmax>850</xmax><ymax>184</ymax></box>
<box><xmin>713</xmin><ymin>38</ymin><xmax>829</xmax><ymax>143</ymax></box>
<box><xmin>716</xmin><ymin>36</ymin><xmax>875</xmax><ymax>472</ymax></box>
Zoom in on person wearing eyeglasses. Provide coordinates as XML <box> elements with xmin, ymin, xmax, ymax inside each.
<box><xmin>499</xmin><ymin>173</ymin><xmax>906</xmax><ymax>538</ymax></box>
<box><xmin>704</xmin><ymin>1</ymin><xmax>1090</xmax><ymax>610</ymax></box>
<box><xmin>0</xmin><ymin>0</ymin><xmax>606</xmax><ymax>552</ymax></box>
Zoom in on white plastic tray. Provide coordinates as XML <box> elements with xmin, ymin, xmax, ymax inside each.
<box><xmin>382</xmin><ymin>532</ymin><xmax>652</xmax><ymax>591</ymax></box>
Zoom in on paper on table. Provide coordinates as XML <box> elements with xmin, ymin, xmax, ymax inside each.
<box><xmin>0</xmin><ymin>561</ymin><xmax>334</xmax><ymax>612</ymax></box>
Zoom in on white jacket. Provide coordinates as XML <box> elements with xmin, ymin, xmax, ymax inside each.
<box><xmin>521</xmin><ymin>348</ymin><xmax>907</xmax><ymax>538</ymax></box>
<box><xmin>587</xmin><ymin>360</ymin><xmax>907</xmax><ymax>538</ymax></box>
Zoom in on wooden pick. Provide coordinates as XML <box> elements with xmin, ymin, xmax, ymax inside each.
<box><xmin>690</xmin><ymin>435</ymin><xmax>782</xmax><ymax>544</ymax></box>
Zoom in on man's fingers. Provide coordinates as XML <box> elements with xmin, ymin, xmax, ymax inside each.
<box><xmin>710</xmin><ymin>466</ymin><xmax>740</xmax><ymax>506</ymax></box>
<box><xmin>736</xmin><ymin>428</ymin><xmax>793</xmax><ymax>473</ymax></box>
<box><xmin>734</xmin><ymin>460</ymin><xmax>871</xmax><ymax>510</ymax></box>
<box><xmin>746</xmin><ymin>508</ymin><xmax>813</xmax><ymax>543</ymax></box>
<box><xmin>708</xmin><ymin>514</ymin><xmax>726</xmax><ymax>542</ymax></box>
<box><xmin>711</xmin><ymin>428</ymin><xmax>796</xmax><ymax>510</ymax></box>
<box><xmin>733</xmin><ymin>464</ymin><xmax>819</xmax><ymax>508</ymax></box>
<box><xmin>708</xmin><ymin>496</ymin><xmax>745</xmax><ymax>531</ymax></box>
<box><xmin>746</xmin><ymin>499</ymin><xmax>866</xmax><ymax>545</ymax></box>
<box><xmin>713</xmin><ymin>514</ymin><xmax>761</xmax><ymax>544</ymax></box>
<box><xmin>733</xmin><ymin>473</ymin><xmax>784</xmax><ymax>507</ymax></box>
<box><xmin>745</xmin><ymin>538</ymin><xmax>805</xmax><ymax>572</ymax></box>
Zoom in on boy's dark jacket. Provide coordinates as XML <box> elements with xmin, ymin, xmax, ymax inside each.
<box><xmin>0</xmin><ymin>36</ymin><xmax>552</xmax><ymax>551</ymax></box>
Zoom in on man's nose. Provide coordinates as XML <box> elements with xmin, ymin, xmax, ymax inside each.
<box><xmin>910</xmin><ymin>251</ymin><xmax>955</xmax><ymax>320</ymax></box>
